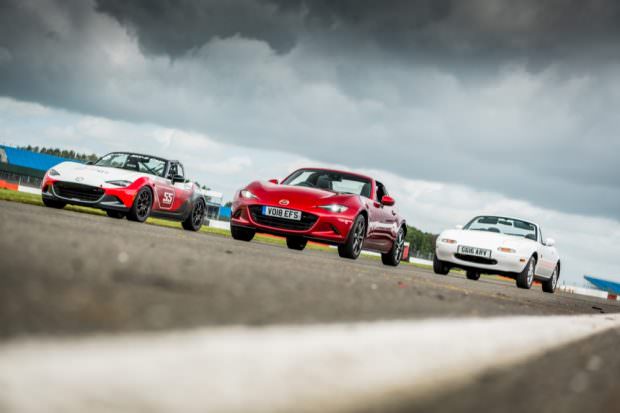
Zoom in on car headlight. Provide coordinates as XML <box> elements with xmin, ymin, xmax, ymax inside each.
<box><xmin>498</xmin><ymin>247</ymin><xmax>516</xmax><ymax>253</ymax></box>
<box><xmin>441</xmin><ymin>238</ymin><xmax>457</xmax><ymax>244</ymax></box>
<box><xmin>318</xmin><ymin>204</ymin><xmax>348</xmax><ymax>213</ymax></box>
<box><xmin>240</xmin><ymin>189</ymin><xmax>258</xmax><ymax>199</ymax></box>
<box><xmin>48</xmin><ymin>168</ymin><xmax>60</xmax><ymax>176</ymax></box>
<box><xmin>106</xmin><ymin>180</ymin><xmax>133</xmax><ymax>187</ymax></box>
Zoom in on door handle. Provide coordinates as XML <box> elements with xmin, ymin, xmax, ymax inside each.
<box><xmin>391</xmin><ymin>210</ymin><xmax>396</xmax><ymax>216</ymax></box>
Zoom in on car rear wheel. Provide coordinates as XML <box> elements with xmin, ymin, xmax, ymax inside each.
<box><xmin>542</xmin><ymin>265</ymin><xmax>559</xmax><ymax>293</ymax></box>
<box><xmin>42</xmin><ymin>197</ymin><xmax>66</xmax><ymax>209</ymax></box>
<box><xmin>381</xmin><ymin>227</ymin><xmax>405</xmax><ymax>266</ymax></box>
<box><xmin>106</xmin><ymin>210</ymin><xmax>125</xmax><ymax>219</ymax></box>
<box><xmin>433</xmin><ymin>254</ymin><xmax>450</xmax><ymax>275</ymax></box>
<box><xmin>338</xmin><ymin>215</ymin><xmax>366</xmax><ymax>260</ymax></box>
<box><xmin>466</xmin><ymin>270</ymin><xmax>481</xmax><ymax>281</ymax></box>
<box><xmin>286</xmin><ymin>236</ymin><xmax>307</xmax><ymax>251</ymax></box>
<box><xmin>182</xmin><ymin>198</ymin><xmax>206</xmax><ymax>231</ymax></box>
<box><xmin>231</xmin><ymin>225</ymin><xmax>255</xmax><ymax>242</ymax></box>
<box><xmin>516</xmin><ymin>256</ymin><xmax>536</xmax><ymax>289</ymax></box>
<box><xmin>127</xmin><ymin>187</ymin><xmax>152</xmax><ymax>223</ymax></box>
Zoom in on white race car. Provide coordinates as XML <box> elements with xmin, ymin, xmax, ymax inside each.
<box><xmin>434</xmin><ymin>215</ymin><xmax>561</xmax><ymax>293</ymax></box>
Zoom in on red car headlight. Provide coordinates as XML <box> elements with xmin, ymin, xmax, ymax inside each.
<box><xmin>318</xmin><ymin>204</ymin><xmax>348</xmax><ymax>213</ymax></box>
<box><xmin>240</xmin><ymin>189</ymin><xmax>258</xmax><ymax>199</ymax></box>
<box><xmin>106</xmin><ymin>180</ymin><xmax>133</xmax><ymax>187</ymax></box>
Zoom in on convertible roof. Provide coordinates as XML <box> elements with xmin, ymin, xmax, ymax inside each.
<box><xmin>292</xmin><ymin>167</ymin><xmax>373</xmax><ymax>181</ymax></box>
<box><xmin>104</xmin><ymin>151</ymin><xmax>173</xmax><ymax>163</ymax></box>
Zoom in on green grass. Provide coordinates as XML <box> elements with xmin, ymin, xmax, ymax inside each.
<box><xmin>0</xmin><ymin>188</ymin><xmax>428</xmax><ymax>262</ymax></box>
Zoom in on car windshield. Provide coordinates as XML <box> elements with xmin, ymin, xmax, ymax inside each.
<box><xmin>464</xmin><ymin>216</ymin><xmax>538</xmax><ymax>241</ymax></box>
<box><xmin>94</xmin><ymin>153</ymin><xmax>167</xmax><ymax>177</ymax></box>
<box><xmin>282</xmin><ymin>169</ymin><xmax>372</xmax><ymax>198</ymax></box>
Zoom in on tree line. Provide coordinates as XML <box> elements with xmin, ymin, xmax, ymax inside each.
<box><xmin>19</xmin><ymin>145</ymin><xmax>99</xmax><ymax>163</ymax></box>
<box><xmin>405</xmin><ymin>225</ymin><xmax>438</xmax><ymax>259</ymax></box>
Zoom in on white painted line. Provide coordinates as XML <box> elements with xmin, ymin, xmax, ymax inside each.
<box><xmin>0</xmin><ymin>314</ymin><xmax>619</xmax><ymax>413</ymax></box>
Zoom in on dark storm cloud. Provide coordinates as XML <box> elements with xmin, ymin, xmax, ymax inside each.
<box><xmin>97</xmin><ymin>0</ymin><xmax>620</xmax><ymax>67</ymax></box>
<box><xmin>95</xmin><ymin>0</ymin><xmax>301</xmax><ymax>55</ymax></box>
<box><xmin>1</xmin><ymin>0</ymin><xmax>620</xmax><ymax>221</ymax></box>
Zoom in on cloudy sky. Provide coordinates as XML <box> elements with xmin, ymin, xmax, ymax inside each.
<box><xmin>1</xmin><ymin>0</ymin><xmax>619</xmax><ymax>285</ymax></box>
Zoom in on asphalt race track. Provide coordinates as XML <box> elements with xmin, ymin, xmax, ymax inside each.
<box><xmin>1</xmin><ymin>199</ymin><xmax>620</xmax><ymax>412</ymax></box>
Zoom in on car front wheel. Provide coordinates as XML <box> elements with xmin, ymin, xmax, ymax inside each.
<box><xmin>516</xmin><ymin>256</ymin><xmax>536</xmax><ymax>289</ymax></box>
<box><xmin>42</xmin><ymin>197</ymin><xmax>66</xmax><ymax>209</ymax></box>
<box><xmin>338</xmin><ymin>215</ymin><xmax>366</xmax><ymax>260</ymax></box>
<box><xmin>231</xmin><ymin>225</ymin><xmax>255</xmax><ymax>242</ymax></box>
<box><xmin>127</xmin><ymin>187</ymin><xmax>152</xmax><ymax>223</ymax></box>
<box><xmin>466</xmin><ymin>270</ymin><xmax>480</xmax><ymax>281</ymax></box>
<box><xmin>286</xmin><ymin>236</ymin><xmax>307</xmax><ymax>251</ymax></box>
<box><xmin>433</xmin><ymin>254</ymin><xmax>450</xmax><ymax>275</ymax></box>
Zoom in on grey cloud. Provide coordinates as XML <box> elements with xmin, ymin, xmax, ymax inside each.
<box><xmin>95</xmin><ymin>0</ymin><xmax>302</xmax><ymax>55</ymax></box>
<box><xmin>97</xmin><ymin>0</ymin><xmax>620</xmax><ymax>69</ymax></box>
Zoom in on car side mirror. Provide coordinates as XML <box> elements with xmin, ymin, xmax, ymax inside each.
<box><xmin>172</xmin><ymin>175</ymin><xmax>185</xmax><ymax>184</ymax></box>
<box><xmin>86</xmin><ymin>161</ymin><xmax>94</xmax><ymax>165</ymax></box>
<box><xmin>545</xmin><ymin>238</ymin><xmax>555</xmax><ymax>247</ymax></box>
<box><xmin>268</xmin><ymin>179</ymin><xmax>279</xmax><ymax>184</ymax></box>
<box><xmin>381</xmin><ymin>195</ymin><xmax>395</xmax><ymax>206</ymax></box>
<box><xmin>455</xmin><ymin>224</ymin><xmax>463</xmax><ymax>230</ymax></box>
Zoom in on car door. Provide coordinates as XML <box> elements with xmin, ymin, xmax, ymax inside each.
<box><xmin>380</xmin><ymin>184</ymin><xmax>399</xmax><ymax>242</ymax></box>
<box><xmin>170</xmin><ymin>163</ymin><xmax>193</xmax><ymax>213</ymax></box>
<box><xmin>537</xmin><ymin>227</ymin><xmax>558</xmax><ymax>277</ymax></box>
<box><xmin>365</xmin><ymin>181</ymin><xmax>393</xmax><ymax>251</ymax></box>
<box><xmin>152</xmin><ymin>164</ymin><xmax>176</xmax><ymax>212</ymax></box>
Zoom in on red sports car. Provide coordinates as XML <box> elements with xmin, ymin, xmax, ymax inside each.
<box><xmin>231</xmin><ymin>168</ymin><xmax>407</xmax><ymax>266</ymax></box>
<box><xmin>41</xmin><ymin>152</ymin><xmax>206</xmax><ymax>231</ymax></box>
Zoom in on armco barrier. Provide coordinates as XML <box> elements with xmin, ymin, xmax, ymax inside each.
<box><xmin>0</xmin><ymin>179</ymin><xmax>18</xmax><ymax>191</ymax></box>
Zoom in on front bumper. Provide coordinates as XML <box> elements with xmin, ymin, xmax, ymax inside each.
<box><xmin>41</xmin><ymin>178</ymin><xmax>135</xmax><ymax>212</ymax></box>
<box><xmin>435</xmin><ymin>242</ymin><xmax>528</xmax><ymax>274</ymax></box>
<box><xmin>231</xmin><ymin>201</ymin><xmax>354</xmax><ymax>244</ymax></box>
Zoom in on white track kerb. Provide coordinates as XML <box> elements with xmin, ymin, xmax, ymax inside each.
<box><xmin>1</xmin><ymin>314</ymin><xmax>619</xmax><ymax>413</ymax></box>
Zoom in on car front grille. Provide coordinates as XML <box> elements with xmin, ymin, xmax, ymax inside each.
<box><xmin>53</xmin><ymin>182</ymin><xmax>104</xmax><ymax>202</ymax></box>
<box><xmin>249</xmin><ymin>205</ymin><xmax>318</xmax><ymax>231</ymax></box>
<box><xmin>455</xmin><ymin>253</ymin><xmax>498</xmax><ymax>265</ymax></box>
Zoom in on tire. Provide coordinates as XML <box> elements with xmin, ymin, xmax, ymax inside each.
<box><xmin>42</xmin><ymin>197</ymin><xmax>66</xmax><ymax>209</ymax></box>
<box><xmin>516</xmin><ymin>256</ymin><xmax>536</xmax><ymax>289</ymax></box>
<box><xmin>126</xmin><ymin>187</ymin><xmax>152</xmax><ymax>223</ymax></box>
<box><xmin>381</xmin><ymin>227</ymin><xmax>405</xmax><ymax>266</ymax></box>
<box><xmin>466</xmin><ymin>270</ymin><xmax>481</xmax><ymax>281</ymax></box>
<box><xmin>286</xmin><ymin>236</ymin><xmax>307</xmax><ymax>251</ymax></box>
<box><xmin>542</xmin><ymin>265</ymin><xmax>559</xmax><ymax>293</ymax></box>
<box><xmin>106</xmin><ymin>210</ymin><xmax>125</xmax><ymax>219</ymax></box>
<box><xmin>182</xmin><ymin>198</ymin><xmax>206</xmax><ymax>231</ymax></box>
<box><xmin>338</xmin><ymin>215</ymin><xmax>366</xmax><ymax>260</ymax></box>
<box><xmin>231</xmin><ymin>225</ymin><xmax>255</xmax><ymax>242</ymax></box>
<box><xmin>433</xmin><ymin>254</ymin><xmax>450</xmax><ymax>275</ymax></box>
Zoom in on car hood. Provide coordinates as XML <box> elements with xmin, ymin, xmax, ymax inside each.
<box><xmin>246</xmin><ymin>181</ymin><xmax>355</xmax><ymax>206</ymax></box>
<box><xmin>49</xmin><ymin>162</ymin><xmax>153</xmax><ymax>187</ymax></box>
<box><xmin>441</xmin><ymin>229</ymin><xmax>536</xmax><ymax>251</ymax></box>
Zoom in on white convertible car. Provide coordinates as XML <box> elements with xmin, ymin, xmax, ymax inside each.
<box><xmin>434</xmin><ymin>215</ymin><xmax>561</xmax><ymax>293</ymax></box>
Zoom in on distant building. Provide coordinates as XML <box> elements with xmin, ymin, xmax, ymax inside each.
<box><xmin>203</xmin><ymin>189</ymin><xmax>224</xmax><ymax>220</ymax></box>
<box><xmin>0</xmin><ymin>145</ymin><xmax>77</xmax><ymax>188</ymax></box>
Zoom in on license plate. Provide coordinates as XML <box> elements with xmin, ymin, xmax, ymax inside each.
<box><xmin>262</xmin><ymin>206</ymin><xmax>301</xmax><ymax>221</ymax></box>
<box><xmin>458</xmin><ymin>245</ymin><xmax>492</xmax><ymax>259</ymax></box>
